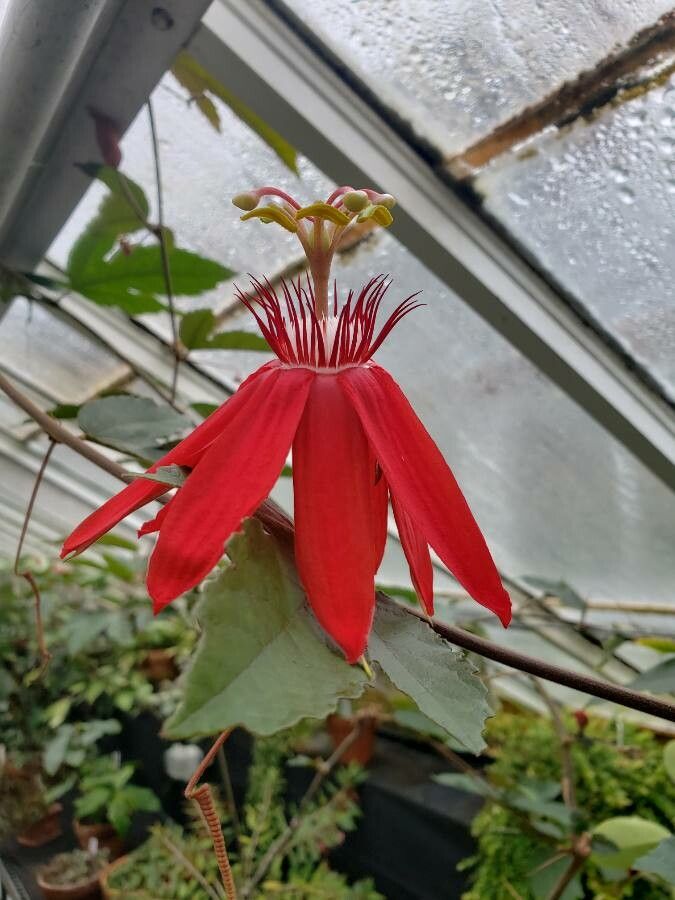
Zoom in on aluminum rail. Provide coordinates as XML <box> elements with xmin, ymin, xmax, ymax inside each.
<box><xmin>0</xmin><ymin>0</ymin><xmax>212</xmax><ymax>268</ymax></box>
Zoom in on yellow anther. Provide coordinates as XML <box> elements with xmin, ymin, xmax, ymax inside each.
<box><xmin>342</xmin><ymin>190</ymin><xmax>370</xmax><ymax>212</ymax></box>
<box><xmin>232</xmin><ymin>191</ymin><xmax>260</xmax><ymax>211</ymax></box>
<box><xmin>295</xmin><ymin>201</ymin><xmax>350</xmax><ymax>227</ymax></box>
<box><xmin>356</xmin><ymin>203</ymin><xmax>394</xmax><ymax>227</ymax></box>
<box><xmin>240</xmin><ymin>205</ymin><xmax>298</xmax><ymax>233</ymax></box>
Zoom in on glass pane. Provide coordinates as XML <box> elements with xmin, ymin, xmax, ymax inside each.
<box><xmin>282</xmin><ymin>0</ymin><xmax>672</xmax><ymax>153</ymax></box>
<box><xmin>476</xmin><ymin>72</ymin><xmax>675</xmax><ymax>397</ymax></box>
<box><xmin>0</xmin><ymin>297</ymin><xmax>126</xmax><ymax>403</ymax></box>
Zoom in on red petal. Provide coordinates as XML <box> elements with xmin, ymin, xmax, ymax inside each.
<box><xmin>340</xmin><ymin>365</ymin><xmax>511</xmax><ymax>626</ymax></box>
<box><xmin>60</xmin><ymin>362</ymin><xmax>278</xmax><ymax>557</ymax></box>
<box><xmin>138</xmin><ymin>499</ymin><xmax>172</xmax><ymax>537</ymax></box>
<box><xmin>147</xmin><ymin>366</ymin><xmax>313</xmax><ymax>611</ymax></box>
<box><xmin>392</xmin><ymin>495</ymin><xmax>434</xmax><ymax>615</ymax></box>
<box><xmin>293</xmin><ymin>376</ymin><xmax>388</xmax><ymax>662</ymax></box>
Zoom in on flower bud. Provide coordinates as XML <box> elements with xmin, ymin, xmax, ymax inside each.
<box><xmin>573</xmin><ymin>709</ymin><xmax>589</xmax><ymax>730</ymax></box>
<box><xmin>232</xmin><ymin>191</ymin><xmax>260</xmax><ymax>211</ymax></box>
<box><xmin>341</xmin><ymin>190</ymin><xmax>369</xmax><ymax>212</ymax></box>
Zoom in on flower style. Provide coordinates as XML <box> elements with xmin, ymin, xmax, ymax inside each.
<box><xmin>61</xmin><ymin>185</ymin><xmax>511</xmax><ymax>662</ymax></box>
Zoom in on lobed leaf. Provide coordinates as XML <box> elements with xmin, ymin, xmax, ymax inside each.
<box><xmin>78</xmin><ymin>395</ymin><xmax>191</xmax><ymax>459</ymax></box>
<box><xmin>164</xmin><ymin>519</ymin><xmax>368</xmax><ymax>739</ymax></box>
<box><xmin>368</xmin><ymin>598</ymin><xmax>492</xmax><ymax>755</ymax></box>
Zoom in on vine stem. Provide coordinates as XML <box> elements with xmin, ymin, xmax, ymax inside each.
<box><xmin>14</xmin><ymin>438</ymin><xmax>56</xmax><ymax>673</ymax></box>
<box><xmin>184</xmin><ymin>731</ymin><xmax>237</xmax><ymax>900</ymax></box>
<box><xmin>147</xmin><ymin>98</ymin><xmax>179</xmax><ymax>402</ymax></box>
<box><xmin>0</xmin><ymin>369</ymin><xmax>674</xmax><ymax>722</ymax></box>
<box><xmin>530</xmin><ymin>678</ymin><xmax>577</xmax><ymax>809</ymax></box>
<box><xmin>547</xmin><ymin>834</ymin><xmax>591</xmax><ymax>900</ymax></box>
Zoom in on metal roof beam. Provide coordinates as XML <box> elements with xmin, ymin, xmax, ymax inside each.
<box><xmin>0</xmin><ymin>0</ymin><xmax>212</xmax><ymax>268</ymax></box>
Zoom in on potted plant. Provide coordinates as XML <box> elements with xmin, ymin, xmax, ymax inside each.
<box><xmin>136</xmin><ymin>614</ymin><xmax>196</xmax><ymax>684</ymax></box>
<box><xmin>101</xmin><ymin>823</ymin><xmax>218</xmax><ymax>899</ymax></box>
<box><xmin>36</xmin><ymin>847</ymin><xmax>109</xmax><ymax>900</ymax></box>
<box><xmin>73</xmin><ymin>756</ymin><xmax>160</xmax><ymax>859</ymax></box>
<box><xmin>326</xmin><ymin>700</ymin><xmax>381</xmax><ymax>766</ymax></box>
<box><xmin>0</xmin><ymin>757</ymin><xmax>62</xmax><ymax>847</ymax></box>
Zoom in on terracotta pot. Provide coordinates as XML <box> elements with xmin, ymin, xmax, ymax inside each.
<box><xmin>140</xmin><ymin>648</ymin><xmax>178</xmax><ymax>683</ymax></box>
<box><xmin>73</xmin><ymin>820</ymin><xmax>124</xmax><ymax>860</ymax></box>
<box><xmin>326</xmin><ymin>714</ymin><xmax>378</xmax><ymax>765</ymax></box>
<box><xmin>36</xmin><ymin>871</ymin><xmax>101</xmax><ymax>900</ymax></box>
<box><xmin>99</xmin><ymin>854</ymin><xmax>130</xmax><ymax>900</ymax></box>
<box><xmin>17</xmin><ymin>803</ymin><xmax>63</xmax><ymax>848</ymax></box>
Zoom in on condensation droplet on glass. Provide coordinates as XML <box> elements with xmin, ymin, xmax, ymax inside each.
<box><xmin>609</xmin><ymin>166</ymin><xmax>629</xmax><ymax>184</ymax></box>
<box><xmin>618</xmin><ymin>186</ymin><xmax>636</xmax><ymax>205</ymax></box>
<box><xmin>507</xmin><ymin>192</ymin><xmax>530</xmax><ymax>208</ymax></box>
<box><xmin>625</xmin><ymin>110</ymin><xmax>647</xmax><ymax>129</ymax></box>
<box><xmin>659</xmin><ymin>138</ymin><xmax>675</xmax><ymax>156</ymax></box>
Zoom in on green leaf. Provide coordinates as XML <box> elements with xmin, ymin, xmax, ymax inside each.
<box><xmin>79</xmin><ymin>719</ymin><xmax>122</xmax><ymax>746</ymax></box>
<box><xmin>164</xmin><ymin>519</ymin><xmax>367</xmax><ymax>739</ymax></box>
<box><xmin>180</xmin><ymin>309</ymin><xmax>267</xmax><ymax>352</ymax></box>
<box><xmin>528</xmin><ymin>851</ymin><xmax>583</xmax><ymax>900</ymax></box>
<box><xmin>74</xmin><ymin>786</ymin><xmax>110</xmax><ymax>820</ymax></box>
<box><xmin>664</xmin><ymin>740</ymin><xmax>675</xmax><ymax>784</ymax></box>
<box><xmin>139</xmin><ymin>464</ymin><xmax>190</xmax><ymax>488</ymax></box>
<box><xmin>368</xmin><ymin>599</ymin><xmax>491</xmax><ymax>754</ymax></box>
<box><xmin>171</xmin><ymin>51</ymin><xmax>298</xmax><ymax>172</ymax></box>
<box><xmin>77</xmin><ymin>163</ymin><xmax>150</xmax><ymax>218</ymax></box>
<box><xmin>636</xmin><ymin>637</ymin><xmax>675</xmax><ymax>653</ymax></box>
<box><xmin>432</xmin><ymin>772</ymin><xmax>495</xmax><ymax>797</ymax></box>
<box><xmin>109</xmin><ymin>786</ymin><xmax>160</xmax><ymax>837</ymax></box>
<box><xmin>392</xmin><ymin>707</ymin><xmax>449</xmax><ymax>741</ymax></box>
<box><xmin>43</xmin><ymin>725</ymin><xmax>74</xmax><ymax>776</ymax></box>
<box><xmin>102</xmin><ymin>553</ymin><xmax>135</xmax><ymax>582</ymax></box>
<box><xmin>78</xmin><ymin>395</ymin><xmax>191</xmax><ymax>458</ymax></box>
<box><xmin>206</xmin><ymin>330</ymin><xmax>269</xmax><ymax>351</ymax></box>
<box><xmin>70</xmin><ymin>245</ymin><xmax>233</xmax><ymax>314</ymax></box>
<box><xmin>67</xmin><ymin>165</ymin><xmax>149</xmax><ymax>290</ymax></box>
<box><xmin>505</xmin><ymin>784</ymin><xmax>574</xmax><ymax>832</ymax></box>
<box><xmin>522</xmin><ymin>577</ymin><xmax>587</xmax><ymax>611</ymax></box>
<box><xmin>93</xmin><ymin>534</ymin><xmax>138</xmax><ymax>551</ymax></box>
<box><xmin>179</xmin><ymin>308</ymin><xmax>217</xmax><ymax>349</ymax></box>
<box><xmin>191</xmin><ymin>402</ymin><xmax>218</xmax><ymax>419</ymax></box>
<box><xmin>629</xmin><ymin>657</ymin><xmax>675</xmax><ymax>694</ymax></box>
<box><xmin>48</xmin><ymin>403</ymin><xmax>81</xmax><ymax>419</ymax></box>
<box><xmin>634</xmin><ymin>835</ymin><xmax>675</xmax><ymax>884</ymax></box>
<box><xmin>45</xmin><ymin>696</ymin><xmax>72</xmax><ymax>729</ymax></box>
<box><xmin>592</xmin><ymin>816</ymin><xmax>671</xmax><ymax>871</ymax></box>
<box><xmin>376</xmin><ymin>583</ymin><xmax>419</xmax><ymax>605</ymax></box>
<box><xmin>107</xmin><ymin>794</ymin><xmax>132</xmax><ymax>837</ymax></box>
<box><xmin>64</xmin><ymin>612</ymin><xmax>112</xmax><ymax>654</ymax></box>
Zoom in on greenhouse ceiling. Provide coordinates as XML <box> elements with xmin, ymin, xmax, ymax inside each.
<box><xmin>1</xmin><ymin>0</ymin><xmax>674</xmax><ymax>712</ymax></box>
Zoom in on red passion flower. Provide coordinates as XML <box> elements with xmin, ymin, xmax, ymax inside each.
<box><xmin>62</xmin><ymin>185</ymin><xmax>511</xmax><ymax>662</ymax></box>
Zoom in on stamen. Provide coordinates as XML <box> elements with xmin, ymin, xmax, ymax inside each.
<box><xmin>236</xmin><ymin>276</ymin><xmax>420</xmax><ymax>370</ymax></box>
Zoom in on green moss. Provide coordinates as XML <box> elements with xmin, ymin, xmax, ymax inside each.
<box><xmin>461</xmin><ymin>713</ymin><xmax>674</xmax><ymax>900</ymax></box>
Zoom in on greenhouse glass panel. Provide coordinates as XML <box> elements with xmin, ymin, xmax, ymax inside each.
<box><xmin>0</xmin><ymin>297</ymin><xmax>126</xmax><ymax>404</ymax></box>
<box><xmin>476</xmin><ymin>72</ymin><xmax>675</xmax><ymax>399</ymax></box>
<box><xmin>281</xmin><ymin>0</ymin><xmax>673</xmax><ymax>152</ymax></box>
